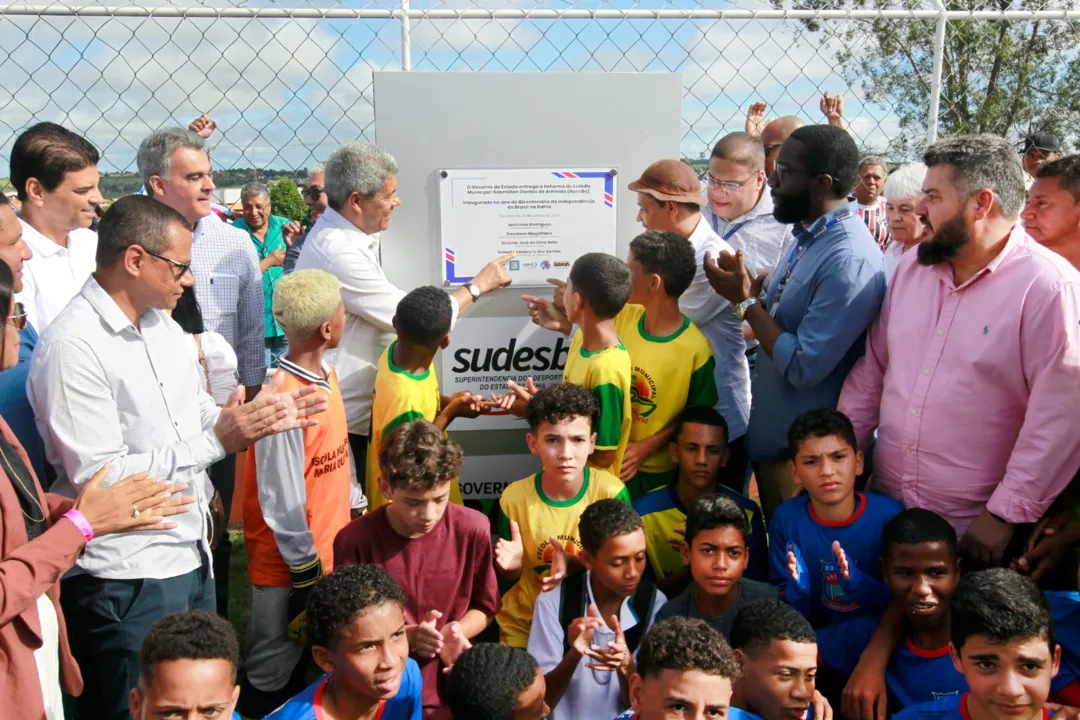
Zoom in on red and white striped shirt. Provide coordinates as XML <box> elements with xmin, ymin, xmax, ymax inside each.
<box><xmin>857</xmin><ymin>197</ymin><xmax>890</xmax><ymax>251</ymax></box>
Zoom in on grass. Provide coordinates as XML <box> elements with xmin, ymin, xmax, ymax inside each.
<box><xmin>227</xmin><ymin>527</ymin><xmax>252</xmax><ymax>646</ymax></box>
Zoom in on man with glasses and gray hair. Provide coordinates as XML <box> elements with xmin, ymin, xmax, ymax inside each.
<box><xmin>27</xmin><ymin>195</ymin><xmax>327</xmax><ymax>720</ymax></box>
<box><xmin>294</xmin><ymin>141</ymin><xmax>513</xmax><ymax>492</ymax></box>
<box><xmin>840</xmin><ymin>134</ymin><xmax>1080</xmax><ymax>567</ymax></box>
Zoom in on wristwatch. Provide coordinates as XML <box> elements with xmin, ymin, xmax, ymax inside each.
<box><xmin>464</xmin><ymin>282</ymin><xmax>481</xmax><ymax>301</ymax></box>
<box><xmin>734</xmin><ymin>296</ymin><xmax>759</xmax><ymax>320</ymax></box>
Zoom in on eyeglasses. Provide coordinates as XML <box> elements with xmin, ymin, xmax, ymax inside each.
<box><xmin>706</xmin><ymin>174</ymin><xmax>754</xmax><ymax>193</ymax></box>
<box><xmin>304</xmin><ymin>185</ymin><xmax>325</xmax><ymax>199</ymax></box>
<box><xmin>7</xmin><ymin>302</ymin><xmax>26</xmax><ymax>330</ymax></box>
<box><xmin>773</xmin><ymin>163</ymin><xmax>838</xmax><ymax>186</ymax></box>
<box><xmin>144</xmin><ymin>249</ymin><xmax>193</xmax><ymax>278</ymax></box>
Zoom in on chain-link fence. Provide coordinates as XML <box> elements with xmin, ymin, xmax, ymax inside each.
<box><xmin>1</xmin><ymin>0</ymin><xmax>1078</xmax><ymax>189</ymax></box>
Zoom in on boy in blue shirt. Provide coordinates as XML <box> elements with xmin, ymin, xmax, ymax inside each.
<box><xmin>769</xmin><ymin>408</ymin><xmax>901</xmax><ymax>626</ymax></box>
<box><xmin>730</xmin><ymin>599</ymin><xmax>828</xmax><ymax>720</ymax></box>
<box><xmin>268</xmin><ymin>565</ymin><xmax>422</xmax><ymax>720</ymax></box>
<box><xmin>895</xmin><ymin>569</ymin><xmax>1075</xmax><ymax>720</ymax></box>
<box><xmin>634</xmin><ymin>407</ymin><xmax>768</xmax><ymax>594</ymax></box>
<box><xmin>817</xmin><ymin>509</ymin><xmax>967</xmax><ymax>712</ymax></box>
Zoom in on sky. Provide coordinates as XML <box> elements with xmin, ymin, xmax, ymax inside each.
<box><xmin>0</xmin><ymin>0</ymin><xmax>910</xmax><ymax>173</ymax></box>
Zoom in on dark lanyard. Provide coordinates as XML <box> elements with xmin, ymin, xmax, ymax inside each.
<box><xmin>710</xmin><ymin>212</ymin><xmax>749</xmax><ymax>241</ymax></box>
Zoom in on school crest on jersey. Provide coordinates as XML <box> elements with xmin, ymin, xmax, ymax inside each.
<box><xmin>820</xmin><ymin>559</ymin><xmax>860</xmax><ymax>611</ymax></box>
<box><xmin>931</xmin><ymin>691</ymin><xmax>960</xmax><ymax>700</ymax></box>
<box><xmin>630</xmin><ymin>368</ymin><xmax>658</xmax><ymax>420</ymax></box>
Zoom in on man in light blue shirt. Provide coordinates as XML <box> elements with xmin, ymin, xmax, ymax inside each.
<box><xmin>704</xmin><ymin>125</ymin><xmax>886</xmax><ymax>520</ymax></box>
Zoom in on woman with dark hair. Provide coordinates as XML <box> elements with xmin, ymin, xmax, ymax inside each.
<box><xmin>0</xmin><ymin>259</ymin><xmax>196</xmax><ymax>717</ymax></box>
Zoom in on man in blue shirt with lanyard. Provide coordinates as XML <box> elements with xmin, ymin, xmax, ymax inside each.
<box><xmin>704</xmin><ymin>124</ymin><xmax>886</xmax><ymax>521</ymax></box>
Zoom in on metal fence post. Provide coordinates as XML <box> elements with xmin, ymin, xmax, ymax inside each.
<box><xmin>401</xmin><ymin>0</ymin><xmax>412</xmax><ymax>71</ymax></box>
<box><xmin>927</xmin><ymin>0</ymin><xmax>947</xmax><ymax>145</ymax></box>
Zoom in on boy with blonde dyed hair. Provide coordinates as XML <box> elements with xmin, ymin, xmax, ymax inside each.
<box><xmin>239</xmin><ymin>269</ymin><xmax>355</xmax><ymax>717</ymax></box>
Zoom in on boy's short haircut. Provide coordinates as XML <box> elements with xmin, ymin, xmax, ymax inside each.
<box><xmin>685</xmin><ymin>493</ymin><xmax>749</xmax><ymax>548</ymax></box>
<box><xmin>730</xmin><ymin>599</ymin><xmax>816</xmax><ymax>657</ymax></box>
<box><xmin>447</xmin><ymin>643</ymin><xmax>539</xmax><ymax>720</ymax></box>
<box><xmin>673</xmin><ymin>406</ymin><xmax>730</xmax><ymax>445</ymax></box>
<box><xmin>307</xmin><ymin>565</ymin><xmax>407</xmax><ymax>649</ymax></box>
<box><xmin>272</xmin><ymin>269</ymin><xmax>343</xmax><ymax>340</ymax></box>
<box><xmin>139</xmin><ymin>610</ymin><xmax>240</xmax><ymax>686</ymax></box>
<box><xmin>579</xmin><ymin>498</ymin><xmax>644</xmax><ymax>555</ymax></box>
<box><xmin>378</xmin><ymin>419</ymin><xmax>464</xmax><ymax>492</ymax></box>
<box><xmin>629</xmin><ymin>230</ymin><xmax>698</xmax><ymax>299</ymax></box>
<box><xmin>525</xmin><ymin>382</ymin><xmax>598</xmax><ymax>432</ymax></box>
<box><xmin>568</xmin><ymin>252</ymin><xmax>632</xmax><ymax>319</ymax></box>
<box><xmin>395</xmin><ymin>286</ymin><xmax>453</xmax><ymax>347</ymax></box>
<box><xmin>787</xmin><ymin>408</ymin><xmax>858</xmax><ymax>460</ymax></box>
<box><xmin>637</xmin><ymin>616</ymin><xmax>740</xmax><ymax>681</ymax></box>
<box><xmin>882</xmin><ymin>508</ymin><xmax>959</xmax><ymax>561</ymax></box>
<box><xmin>950</xmin><ymin>568</ymin><xmax>1055</xmax><ymax>653</ymax></box>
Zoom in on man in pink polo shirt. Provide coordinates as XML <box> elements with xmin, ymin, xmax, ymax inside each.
<box><xmin>838</xmin><ymin>134</ymin><xmax>1080</xmax><ymax>569</ymax></box>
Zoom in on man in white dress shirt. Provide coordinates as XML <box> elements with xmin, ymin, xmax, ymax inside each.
<box><xmin>138</xmin><ymin>126</ymin><xmax>265</xmax><ymax>616</ymax></box>
<box><xmin>626</xmin><ymin>158</ymin><xmax>752</xmax><ymax>492</ymax></box>
<box><xmin>294</xmin><ymin>141</ymin><xmax>514</xmax><ymax>488</ymax></box>
<box><xmin>8</xmin><ymin>121</ymin><xmax>103</xmax><ymax>333</ymax></box>
<box><xmin>28</xmin><ymin>195</ymin><xmax>327</xmax><ymax>720</ymax></box>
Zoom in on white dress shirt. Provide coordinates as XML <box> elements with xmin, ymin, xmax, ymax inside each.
<box><xmin>294</xmin><ymin>207</ymin><xmax>459</xmax><ymax>435</ymax></box>
<box><xmin>28</xmin><ymin>276</ymin><xmax>224</xmax><ymax>580</ymax></box>
<box><xmin>701</xmin><ymin>186</ymin><xmax>791</xmax><ymax>278</ymax></box>
<box><xmin>191</xmin><ymin>213</ymin><xmax>265</xmax><ymax>387</ymax></box>
<box><xmin>527</xmin><ymin>571</ymin><xmax>667</xmax><ymax>720</ymax></box>
<box><xmin>680</xmin><ymin>215</ymin><xmax>753</xmax><ymax>440</ymax></box>
<box><xmin>16</xmin><ymin>219</ymin><xmax>97</xmax><ymax>333</ymax></box>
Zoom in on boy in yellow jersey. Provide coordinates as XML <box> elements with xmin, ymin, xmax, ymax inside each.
<box><xmin>617</xmin><ymin>230</ymin><xmax>719</xmax><ymax>498</ymax></box>
<box><xmin>510</xmin><ymin>253</ymin><xmax>633</xmax><ymax>477</ymax></box>
<box><xmin>240</xmin><ymin>269</ymin><xmax>352</xmax><ymax>717</ymax></box>
<box><xmin>494</xmin><ymin>382</ymin><xmax>631</xmax><ymax>648</ymax></box>
<box><xmin>367</xmin><ymin>286</ymin><xmax>490</xmax><ymax>510</ymax></box>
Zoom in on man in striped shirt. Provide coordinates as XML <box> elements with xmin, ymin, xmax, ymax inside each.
<box><xmin>854</xmin><ymin>156</ymin><xmax>891</xmax><ymax>251</ymax></box>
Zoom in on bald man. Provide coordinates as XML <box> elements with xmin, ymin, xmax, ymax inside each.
<box><xmin>760</xmin><ymin>117</ymin><xmax>805</xmax><ymax>178</ymax></box>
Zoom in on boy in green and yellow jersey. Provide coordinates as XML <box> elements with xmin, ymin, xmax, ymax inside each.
<box><xmin>617</xmin><ymin>230</ymin><xmax>719</xmax><ymax>498</ymax></box>
<box><xmin>512</xmin><ymin>253</ymin><xmax>633</xmax><ymax>478</ymax></box>
<box><xmin>494</xmin><ymin>382</ymin><xmax>631</xmax><ymax>648</ymax></box>
<box><xmin>367</xmin><ymin>286</ymin><xmax>489</xmax><ymax>511</ymax></box>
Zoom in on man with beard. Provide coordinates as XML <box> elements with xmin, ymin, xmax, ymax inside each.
<box><xmin>839</xmin><ymin>134</ymin><xmax>1080</xmax><ymax>570</ymax></box>
<box><xmin>704</xmin><ymin>124</ymin><xmax>886</xmax><ymax>521</ymax></box>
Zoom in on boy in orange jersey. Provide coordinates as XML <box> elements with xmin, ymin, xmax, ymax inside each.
<box><xmin>238</xmin><ymin>269</ymin><xmax>352</xmax><ymax>718</ymax></box>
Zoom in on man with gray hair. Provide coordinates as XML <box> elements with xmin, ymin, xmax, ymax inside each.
<box><xmin>283</xmin><ymin>162</ymin><xmax>327</xmax><ymax>274</ymax></box>
<box><xmin>232</xmin><ymin>181</ymin><xmax>303</xmax><ymax>368</ymax></box>
<box><xmin>137</xmin><ymin>126</ymin><xmax>265</xmax><ymax>396</ymax></box>
<box><xmin>28</xmin><ymin>195</ymin><xmax>327</xmax><ymax>720</ymax></box>
<box><xmin>840</xmin><ymin>134</ymin><xmax>1080</xmax><ymax>567</ymax></box>
<box><xmin>294</xmin><ymin>141</ymin><xmax>513</xmax><ymax>489</ymax></box>
<box><xmin>854</xmin><ymin>155</ymin><xmax>890</xmax><ymax>250</ymax></box>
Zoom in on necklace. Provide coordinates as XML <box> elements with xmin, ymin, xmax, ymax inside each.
<box><xmin>0</xmin><ymin>441</ymin><xmax>45</xmax><ymax>523</ymax></box>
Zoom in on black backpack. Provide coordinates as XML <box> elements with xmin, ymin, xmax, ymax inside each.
<box><xmin>558</xmin><ymin>572</ymin><xmax>658</xmax><ymax>655</ymax></box>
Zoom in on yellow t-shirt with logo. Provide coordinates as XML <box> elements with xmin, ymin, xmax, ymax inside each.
<box><xmin>494</xmin><ymin>467</ymin><xmax>631</xmax><ymax>647</ymax></box>
<box><xmin>367</xmin><ymin>341</ymin><xmax>463</xmax><ymax>510</ymax></box>
<box><xmin>616</xmin><ymin>305</ymin><xmax>719</xmax><ymax>496</ymax></box>
<box><xmin>562</xmin><ymin>330</ymin><xmax>632</xmax><ymax>478</ymax></box>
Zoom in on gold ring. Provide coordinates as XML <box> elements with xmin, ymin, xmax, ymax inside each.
<box><xmin>132</xmin><ymin>504</ymin><xmax>140</xmax><ymax>518</ymax></box>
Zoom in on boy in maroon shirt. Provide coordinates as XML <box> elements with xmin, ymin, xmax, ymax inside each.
<box><xmin>333</xmin><ymin>420</ymin><xmax>499</xmax><ymax>720</ymax></box>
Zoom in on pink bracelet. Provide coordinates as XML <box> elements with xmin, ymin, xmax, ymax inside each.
<box><xmin>63</xmin><ymin>509</ymin><xmax>94</xmax><ymax>543</ymax></box>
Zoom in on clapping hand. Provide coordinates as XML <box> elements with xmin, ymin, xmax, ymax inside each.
<box><xmin>439</xmin><ymin>621</ymin><xmax>472</xmax><ymax>673</ymax></box>
<box><xmin>214</xmin><ymin>370</ymin><xmax>328</xmax><ymax>454</ymax></box>
<box><xmin>703</xmin><ymin>249</ymin><xmax>766</xmax><ymax>306</ymax></box>
<box><xmin>281</xmin><ymin>220</ymin><xmax>304</xmax><ymax>247</ymax></box>
<box><xmin>540</xmin><ymin>535</ymin><xmax>570</xmax><ymax>592</ymax></box>
<box><xmin>568</xmin><ymin>604</ymin><xmax>604</xmax><ymax>657</ymax></box>
<box><xmin>413</xmin><ymin>610</ymin><xmax>443</xmax><ymax>659</ymax></box>
<box><xmin>584</xmin><ymin>613</ymin><xmax>631</xmax><ymax>673</ymax></box>
<box><xmin>73</xmin><ymin>464</ymin><xmax>196</xmax><ymax>537</ymax></box>
<box><xmin>495</xmin><ymin>520</ymin><xmax>524</xmax><ymax>576</ymax></box>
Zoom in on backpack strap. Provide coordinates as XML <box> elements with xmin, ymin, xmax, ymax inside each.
<box><xmin>623</xmin><ymin>578</ymin><xmax>658</xmax><ymax>654</ymax></box>
<box><xmin>559</xmin><ymin>572</ymin><xmax>589</xmax><ymax>656</ymax></box>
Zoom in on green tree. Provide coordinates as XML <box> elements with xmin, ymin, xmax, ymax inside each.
<box><xmin>269</xmin><ymin>178</ymin><xmax>308</xmax><ymax>223</ymax></box>
<box><xmin>779</xmin><ymin>0</ymin><xmax>1080</xmax><ymax>157</ymax></box>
